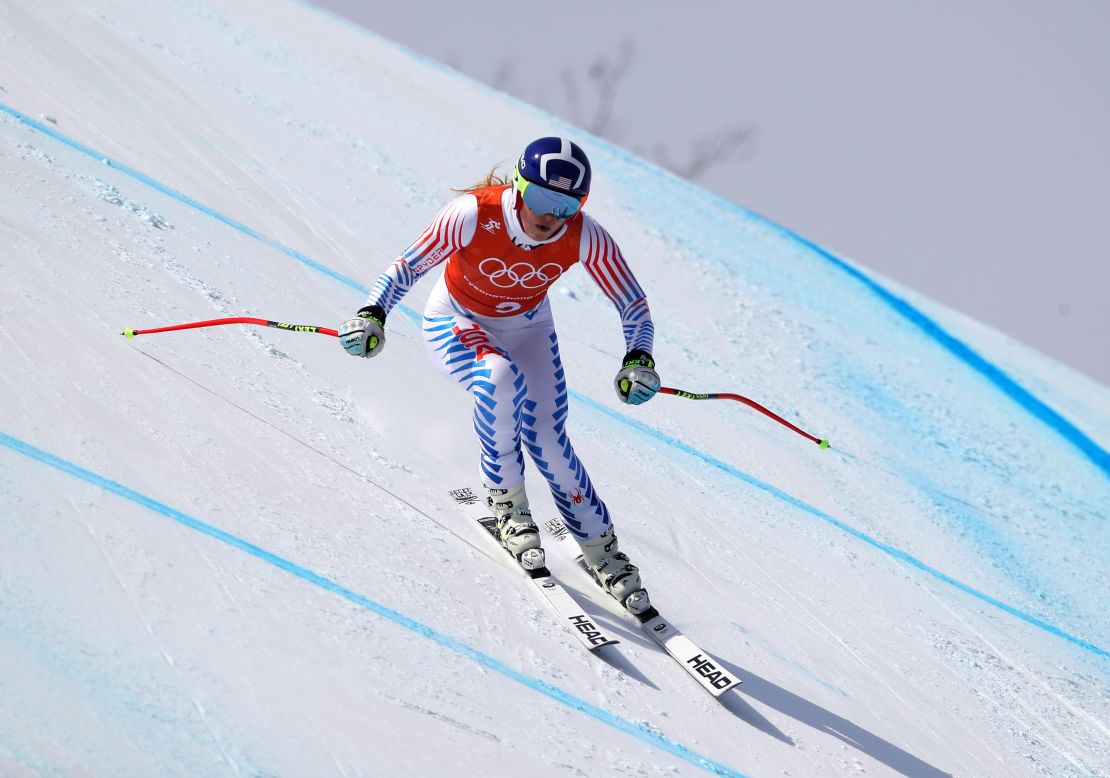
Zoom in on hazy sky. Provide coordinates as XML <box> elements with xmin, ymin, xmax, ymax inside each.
<box><xmin>311</xmin><ymin>1</ymin><xmax>1110</xmax><ymax>387</ymax></box>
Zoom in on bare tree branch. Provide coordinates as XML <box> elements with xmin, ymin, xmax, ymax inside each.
<box><xmin>677</xmin><ymin>126</ymin><xmax>757</xmax><ymax>180</ymax></box>
<box><xmin>491</xmin><ymin>59</ymin><xmax>516</xmax><ymax>93</ymax></box>
<box><xmin>473</xmin><ymin>41</ymin><xmax>756</xmax><ymax>184</ymax></box>
<box><xmin>583</xmin><ymin>40</ymin><xmax>634</xmax><ymax>137</ymax></box>
<box><xmin>560</xmin><ymin>67</ymin><xmax>583</xmax><ymax>127</ymax></box>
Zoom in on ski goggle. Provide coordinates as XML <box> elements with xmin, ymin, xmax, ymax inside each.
<box><xmin>513</xmin><ymin>168</ymin><xmax>586</xmax><ymax>220</ymax></box>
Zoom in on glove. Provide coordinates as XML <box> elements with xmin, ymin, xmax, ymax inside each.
<box><xmin>614</xmin><ymin>349</ymin><xmax>660</xmax><ymax>405</ymax></box>
<box><xmin>338</xmin><ymin>305</ymin><xmax>387</xmax><ymax>358</ymax></box>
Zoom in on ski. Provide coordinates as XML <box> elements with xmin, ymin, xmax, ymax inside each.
<box><xmin>449</xmin><ymin>488</ymin><xmax>620</xmax><ymax>653</ymax></box>
<box><xmin>537</xmin><ymin>514</ymin><xmax>740</xmax><ymax>696</ymax></box>
<box><xmin>571</xmin><ymin>556</ymin><xmax>742</xmax><ymax>699</ymax></box>
<box><xmin>635</xmin><ymin>603</ymin><xmax>742</xmax><ymax>698</ymax></box>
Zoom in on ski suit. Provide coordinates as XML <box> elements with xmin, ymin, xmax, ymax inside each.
<box><xmin>365</xmin><ymin>185</ymin><xmax>654</xmax><ymax>540</ymax></box>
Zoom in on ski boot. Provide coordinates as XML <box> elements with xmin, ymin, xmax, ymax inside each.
<box><xmin>487</xmin><ymin>484</ymin><xmax>544</xmax><ymax>571</ymax></box>
<box><xmin>579</xmin><ymin>526</ymin><xmax>652</xmax><ymax>616</ymax></box>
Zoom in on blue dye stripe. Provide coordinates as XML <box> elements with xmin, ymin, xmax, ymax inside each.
<box><xmin>753</xmin><ymin>218</ymin><xmax>1110</xmax><ymax>480</ymax></box>
<box><xmin>0</xmin><ymin>103</ymin><xmax>366</xmax><ymax>294</ymax></box>
<box><xmin>3</xmin><ymin>101</ymin><xmax>1103</xmax><ymax>661</ymax></box>
<box><xmin>569</xmin><ymin>391</ymin><xmax>1110</xmax><ymax>662</ymax></box>
<box><xmin>556</xmin><ymin>134</ymin><xmax>1110</xmax><ymax>481</ymax></box>
<box><xmin>0</xmin><ymin>431</ymin><xmax>747</xmax><ymax>778</ymax></box>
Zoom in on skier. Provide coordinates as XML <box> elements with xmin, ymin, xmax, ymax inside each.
<box><xmin>338</xmin><ymin>137</ymin><xmax>660</xmax><ymax>615</ymax></box>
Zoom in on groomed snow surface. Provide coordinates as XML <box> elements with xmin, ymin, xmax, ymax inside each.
<box><xmin>1</xmin><ymin>2</ymin><xmax>1108</xmax><ymax>776</ymax></box>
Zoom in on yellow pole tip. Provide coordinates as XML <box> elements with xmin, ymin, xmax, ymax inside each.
<box><xmin>818</xmin><ymin>438</ymin><xmax>830</xmax><ymax>449</ymax></box>
<box><xmin>122</xmin><ymin>328</ymin><xmax>136</xmax><ymax>338</ymax></box>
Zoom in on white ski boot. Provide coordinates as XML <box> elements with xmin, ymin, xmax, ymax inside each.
<box><xmin>579</xmin><ymin>527</ymin><xmax>652</xmax><ymax>616</ymax></box>
<box><xmin>487</xmin><ymin>484</ymin><xmax>544</xmax><ymax>569</ymax></box>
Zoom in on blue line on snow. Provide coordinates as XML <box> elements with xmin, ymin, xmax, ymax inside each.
<box><xmin>571</xmin><ymin>393</ymin><xmax>1110</xmax><ymax>662</ymax></box>
<box><xmin>0</xmin><ymin>103</ymin><xmax>367</xmax><ymax>294</ymax></box>
<box><xmin>568</xmin><ymin>134</ymin><xmax>1110</xmax><ymax>480</ymax></box>
<box><xmin>756</xmin><ymin>220</ymin><xmax>1110</xmax><ymax>480</ymax></box>
<box><xmin>3</xmin><ymin>100</ymin><xmax>1105</xmax><ymax>660</ymax></box>
<box><xmin>0</xmin><ymin>431</ymin><xmax>747</xmax><ymax>778</ymax></box>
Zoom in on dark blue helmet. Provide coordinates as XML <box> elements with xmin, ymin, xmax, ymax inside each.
<box><xmin>517</xmin><ymin>137</ymin><xmax>592</xmax><ymax>198</ymax></box>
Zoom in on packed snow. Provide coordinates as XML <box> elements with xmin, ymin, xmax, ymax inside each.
<box><xmin>1</xmin><ymin>1</ymin><xmax>1107</xmax><ymax>776</ymax></box>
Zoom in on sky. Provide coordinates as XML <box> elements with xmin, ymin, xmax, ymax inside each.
<box><xmin>2</xmin><ymin>0</ymin><xmax>1109</xmax><ymax>775</ymax></box>
<box><xmin>310</xmin><ymin>0</ymin><xmax>1110</xmax><ymax>388</ymax></box>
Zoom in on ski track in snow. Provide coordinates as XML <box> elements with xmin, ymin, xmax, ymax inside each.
<box><xmin>1</xmin><ymin>111</ymin><xmax>1104</xmax><ymax>776</ymax></box>
<box><xmin>1</xmin><ymin>2</ymin><xmax>1108</xmax><ymax>776</ymax></box>
<box><xmin>0</xmin><ymin>432</ymin><xmax>753</xmax><ymax>778</ymax></box>
<box><xmin>0</xmin><ymin>120</ymin><xmax>1100</xmax><ymax>777</ymax></box>
<box><xmin>2</xmin><ymin>118</ymin><xmax>1104</xmax><ymax>774</ymax></box>
<box><xmin>4</xmin><ymin>103</ymin><xmax>1105</xmax><ymax>663</ymax></box>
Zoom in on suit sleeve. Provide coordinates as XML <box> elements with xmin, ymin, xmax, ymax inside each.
<box><xmin>364</xmin><ymin>195</ymin><xmax>478</xmax><ymax>314</ymax></box>
<box><xmin>579</xmin><ymin>214</ymin><xmax>655</xmax><ymax>355</ymax></box>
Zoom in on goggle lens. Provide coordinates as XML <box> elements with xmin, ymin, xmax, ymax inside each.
<box><xmin>514</xmin><ymin>169</ymin><xmax>585</xmax><ymax>219</ymax></box>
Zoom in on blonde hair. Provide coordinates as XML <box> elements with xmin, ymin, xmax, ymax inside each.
<box><xmin>454</xmin><ymin>163</ymin><xmax>512</xmax><ymax>194</ymax></box>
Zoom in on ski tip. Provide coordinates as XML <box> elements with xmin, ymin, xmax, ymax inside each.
<box><xmin>818</xmin><ymin>437</ymin><xmax>830</xmax><ymax>449</ymax></box>
<box><xmin>122</xmin><ymin>328</ymin><xmax>137</xmax><ymax>339</ymax></box>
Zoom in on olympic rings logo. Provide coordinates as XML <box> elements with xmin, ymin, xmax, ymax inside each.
<box><xmin>478</xmin><ymin>257</ymin><xmax>563</xmax><ymax>289</ymax></box>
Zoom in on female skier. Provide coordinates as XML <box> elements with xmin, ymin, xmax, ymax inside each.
<box><xmin>338</xmin><ymin>137</ymin><xmax>660</xmax><ymax>615</ymax></box>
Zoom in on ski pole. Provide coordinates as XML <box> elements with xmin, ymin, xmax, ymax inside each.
<box><xmin>120</xmin><ymin>317</ymin><xmax>829</xmax><ymax>448</ymax></box>
<box><xmin>659</xmin><ymin>386</ymin><xmax>829</xmax><ymax>449</ymax></box>
<box><xmin>121</xmin><ymin>317</ymin><xmax>338</xmax><ymax>338</ymax></box>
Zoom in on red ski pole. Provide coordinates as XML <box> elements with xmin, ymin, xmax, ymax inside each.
<box><xmin>121</xmin><ymin>317</ymin><xmax>828</xmax><ymax>448</ymax></box>
<box><xmin>659</xmin><ymin>386</ymin><xmax>829</xmax><ymax>449</ymax></box>
<box><xmin>122</xmin><ymin>317</ymin><xmax>338</xmax><ymax>338</ymax></box>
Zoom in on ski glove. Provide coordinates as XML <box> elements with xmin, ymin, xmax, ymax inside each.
<box><xmin>338</xmin><ymin>305</ymin><xmax>387</xmax><ymax>358</ymax></box>
<box><xmin>614</xmin><ymin>349</ymin><xmax>660</xmax><ymax>405</ymax></box>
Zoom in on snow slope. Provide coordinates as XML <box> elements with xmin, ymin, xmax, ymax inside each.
<box><xmin>1</xmin><ymin>1</ymin><xmax>1108</xmax><ymax>776</ymax></box>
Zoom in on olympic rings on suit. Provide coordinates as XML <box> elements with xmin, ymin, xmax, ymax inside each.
<box><xmin>478</xmin><ymin>257</ymin><xmax>564</xmax><ymax>289</ymax></box>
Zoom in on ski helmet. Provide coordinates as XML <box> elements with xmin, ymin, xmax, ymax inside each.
<box><xmin>517</xmin><ymin>137</ymin><xmax>592</xmax><ymax>197</ymax></box>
